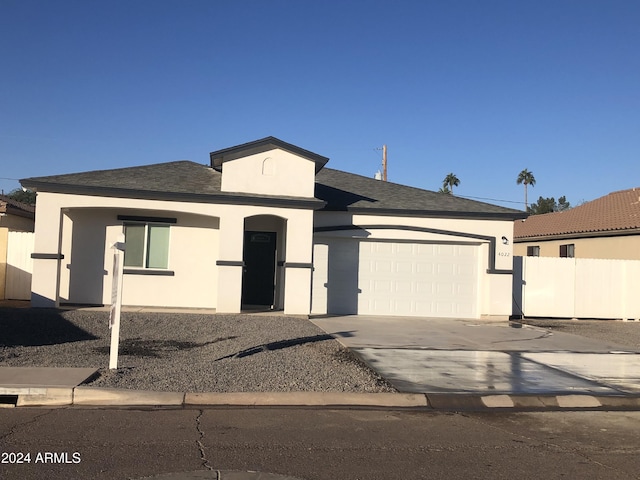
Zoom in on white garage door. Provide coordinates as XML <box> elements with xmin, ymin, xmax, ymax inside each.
<box><xmin>312</xmin><ymin>239</ymin><xmax>479</xmax><ymax>318</ymax></box>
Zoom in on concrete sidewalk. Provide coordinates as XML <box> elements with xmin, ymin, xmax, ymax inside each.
<box><xmin>3</xmin><ymin>311</ymin><xmax>640</xmax><ymax>411</ymax></box>
<box><xmin>2</xmin><ymin>368</ymin><xmax>640</xmax><ymax>411</ymax></box>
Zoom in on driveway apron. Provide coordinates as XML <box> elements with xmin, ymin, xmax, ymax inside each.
<box><xmin>311</xmin><ymin>316</ymin><xmax>640</xmax><ymax>395</ymax></box>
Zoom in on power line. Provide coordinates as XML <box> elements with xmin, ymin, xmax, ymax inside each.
<box><xmin>456</xmin><ymin>193</ymin><xmax>524</xmax><ymax>205</ymax></box>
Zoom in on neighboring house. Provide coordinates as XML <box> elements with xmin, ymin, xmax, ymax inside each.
<box><xmin>514</xmin><ymin>187</ymin><xmax>640</xmax><ymax>260</ymax></box>
<box><xmin>0</xmin><ymin>195</ymin><xmax>35</xmax><ymax>232</ymax></box>
<box><xmin>0</xmin><ymin>196</ymin><xmax>35</xmax><ymax>300</ymax></box>
<box><xmin>21</xmin><ymin>137</ymin><xmax>525</xmax><ymax>318</ymax></box>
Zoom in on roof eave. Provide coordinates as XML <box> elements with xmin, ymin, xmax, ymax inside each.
<box><xmin>334</xmin><ymin>206</ymin><xmax>528</xmax><ymax>221</ymax></box>
<box><xmin>20</xmin><ymin>181</ymin><xmax>327</xmax><ymax>210</ymax></box>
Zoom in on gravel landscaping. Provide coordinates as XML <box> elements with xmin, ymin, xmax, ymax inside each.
<box><xmin>518</xmin><ymin>318</ymin><xmax>640</xmax><ymax>349</ymax></box>
<box><xmin>0</xmin><ymin>308</ymin><xmax>395</xmax><ymax>393</ymax></box>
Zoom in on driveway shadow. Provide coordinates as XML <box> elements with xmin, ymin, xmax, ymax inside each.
<box><xmin>215</xmin><ymin>333</ymin><xmax>335</xmax><ymax>361</ymax></box>
<box><xmin>93</xmin><ymin>336</ymin><xmax>238</xmax><ymax>358</ymax></box>
<box><xmin>0</xmin><ymin>308</ymin><xmax>98</xmax><ymax>347</ymax></box>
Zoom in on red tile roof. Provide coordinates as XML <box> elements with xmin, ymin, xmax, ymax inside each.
<box><xmin>0</xmin><ymin>195</ymin><xmax>36</xmax><ymax>215</ymax></box>
<box><xmin>514</xmin><ymin>187</ymin><xmax>640</xmax><ymax>239</ymax></box>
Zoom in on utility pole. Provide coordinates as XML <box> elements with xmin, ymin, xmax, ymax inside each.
<box><xmin>382</xmin><ymin>144</ymin><xmax>387</xmax><ymax>182</ymax></box>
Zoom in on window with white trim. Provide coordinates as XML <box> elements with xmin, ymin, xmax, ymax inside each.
<box><xmin>526</xmin><ymin>245</ymin><xmax>540</xmax><ymax>257</ymax></box>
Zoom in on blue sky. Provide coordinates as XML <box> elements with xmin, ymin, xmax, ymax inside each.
<box><xmin>1</xmin><ymin>0</ymin><xmax>638</xmax><ymax>209</ymax></box>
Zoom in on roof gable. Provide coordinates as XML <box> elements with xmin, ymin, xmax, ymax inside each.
<box><xmin>210</xmin><ymin>136</ymin><xmax>329</xmax><ymax>173</ymax></box>
<box><xmin>514</xmin><ymin>187</ymin><xmax>640</xmax><ymax>239</ymax></box>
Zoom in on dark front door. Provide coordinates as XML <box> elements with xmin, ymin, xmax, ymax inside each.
<box><xmin>242</xmin><ymin>231</ymin><xmax>277</xmax><ymax>306</ymax></box>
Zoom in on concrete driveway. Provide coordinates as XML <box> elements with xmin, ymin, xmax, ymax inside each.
<box><xmin>311</xmin><ymin>316</ymin><xmax>640</xmax><ymax>395</ymax></box>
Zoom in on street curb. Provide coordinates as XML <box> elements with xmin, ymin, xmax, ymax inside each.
<box><xmin>73</xmin><ymin>387</ymin><xmax>185</xmax><ymax>406</ymax></box>
<box><xmin>185</xmin><ymin>392</ymin><xmax>427</xmax><ymax>407</ymax></box>
<box><xmin>15</xmin><ymin>387</ymin><xmax>74</xmax><ymax>407</ymax></box>
<box><xmin>9</xmin><ymin>387</ymin><xmax>640</xmax><ymax>411</ymax></box>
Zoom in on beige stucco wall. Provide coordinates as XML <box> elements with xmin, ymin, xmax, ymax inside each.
<box><xmin>514</xmin><ymin>235</ymin><xmax>640</xmax><ymax>260</ymax></box>
<box><xmin>31</xmin><ymin>191</ymin><xmax>315</xmax><ymax>314</ymax></box>
<box><xmin>0</xmin><ymin>213</ymin><xmax>34</xmax><ymax>232</ymax></box>
<box><xmin>220</xmin><ymin>148</ymin><xmax>316</xmax><ymax>198</ymax></box>
<box><xmin>55</xmin><ymin>208</ymin><xmax>220</xmax><ymax>308</ymax></box>
<box><xmin>313</xmin><ymin>212</ymin><xmax>516</xmax><ymax>318</ymax></box>
<box><xmin>214</xmin><ymin>205</ymin><xmax>314</xmax><ymax>314</ymax></box>
<box><xmin>31</xmin><ymin>188</ymin><xmax>516</xmax><ymax>318</ymax></box>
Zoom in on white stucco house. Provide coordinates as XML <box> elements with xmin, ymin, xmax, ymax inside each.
<box><xmin>21</xmin><ymin>137</ymin><xmax>526</xmax><ymax>319</ymax></box>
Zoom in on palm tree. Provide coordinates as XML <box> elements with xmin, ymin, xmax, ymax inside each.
<box><xmin>516</xmin><ymin>169</ymin><xmax>536</xmax><ymax>210</ymax></box>
<box><xmin>442</xmin><ymin>173</ymin><xmax>460</xmax><ymax>195</ymax></box>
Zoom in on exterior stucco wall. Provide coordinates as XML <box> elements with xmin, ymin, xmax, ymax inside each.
<box><xmin>56</xmin><ymin>208</ymin><xmax>220</xmax><ymax>308</ymax></box>
<box><xmin>31</xmin><ymin>189</ymin><xmax>514</xmax><ymax>317</ymax></box>
<box><xmin>0</xmin><ymin>213</ymin><xmax>35</xmax><ymax>232</ymax></box>
<box><xmin>31</xmin><ymin>191</ymin><xmax>314</xmax><ymax>314</ymax></box>
<box><xmin>214</xmin><ymin>205</ymin><xmax>313</xmax><ymax>315</ymax></box>
<box><xmin>514</xmin><ymin>234</ymin><xmax>640</xmax><ymax>260</ymax></box>
<box><xmin>220</xmin><ymin>148</ymin><xmax>316</xmax><ymax>198</ymax></box>
<box><xmin>312</xmin><ymin>212</ymin><xmax>515</xmax><ymax>318</ymax></box>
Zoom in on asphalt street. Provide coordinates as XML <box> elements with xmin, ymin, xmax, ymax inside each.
<box><xmin>1</xmin><ymin>407</ymin><xmax>639</xmax><ymax>480</ymax></box>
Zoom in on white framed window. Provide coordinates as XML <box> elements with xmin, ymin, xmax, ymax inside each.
<box><xmin>118</xmin><ymin>215</ymin><xmax>175</xmax><ymax>270</ymax></box>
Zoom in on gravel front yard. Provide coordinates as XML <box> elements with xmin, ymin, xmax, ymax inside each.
<box><xmin>0</xmin><ymin>308</ymin><xmax>395</xmax><ymax>393</ymax></box>
<box><xmin>519</xmin><ymin>318</ymin><xmax>640</xmax><ymax>350</ymax></box>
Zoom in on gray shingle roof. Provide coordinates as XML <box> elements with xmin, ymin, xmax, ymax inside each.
<box><xmin>21</xmin><ymin>160</ymin><xmax>525</xmax><ymax>219</ymax></box>
<box><xmin>315</xmin><ymin>168</ymin><xmax>524</xmax><ymax>217</ymax></box>
<box><xmin>22</xmin><ymin>161</ymin><xmax>221</xmax><ymax>195</ymax></box>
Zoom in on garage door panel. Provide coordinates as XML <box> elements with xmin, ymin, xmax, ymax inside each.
<box><xmin>392</xmin><ymin>300</ymin><xmax>413</xmax><ymax>314</ymax></box>
<box><xmin>416</xmin><ymin>262</ymin><xmax>434</xmax><ymax>275</ymax></box>
<box><xmin>396</xmin><ymin>261</ymin><xmax>413</xmax><ymax>274</ymax></box>
<box><xmin>371</xmin><ymin>279</ymin><xmax>393</xmax><ymax>294</ymax></box>
<box><xmin>415</xmin><ymin>282</ymin><xmax>434</xmax><ymax>294</ymax></box>
<box><xmin>435</xmin><ymin>244</ymin><xmax>452</xmax><ymax>255</ymax></box>
<box><xmin>394</xmin><ymin>281</ymin><xmax>413</xmax><ymax>294</ymax></box>
<box><xmin>417</xmin><ymin>244</ymin><xmax>435</xmax><ymax>255</ymax></box>
<box><xmin>374</xmin><ymin>261</ymin><xmax>393</xmax><ymax>273</ymax></box>
<box><xmin>437</xmin><ymin>285</ymin><xmax>457</xmax><ymax>295</ymax></box>
<box><xmin>436</xmin><ymin>263</ymin><xmax>455</xmax><ymax>275</ymax></box>
<box><xmin>396</xmin><ymin>243</ymin><xmax>414</xmax><ymax>254</ymax></box>
<box><xmin>317</xmin><ymin>239</ymin><xmax>479</xmax><ymax>319</ymax></box>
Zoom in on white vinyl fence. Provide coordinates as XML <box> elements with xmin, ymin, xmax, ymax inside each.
<box><xmin>5</xmin><ymin>231</ymin><xmax>34</xmax><ymax>300</ymax></box>
<box><xmin>513</xmin><ymin>256</ymin><xmax>640</xmax><ymax>320</ymax></box>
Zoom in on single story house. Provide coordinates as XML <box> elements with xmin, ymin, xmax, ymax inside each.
<box><xmin>21</xmin><ymin>137</ymin><xmax>526</xmax><ymax>318</ymax></box>
<box><xmin>0</xmin><ymin>196</ymin><xmax>35</xmax><ymax>301</ymax></box>
<box><xmin>0</xmin><ymin>195</ymin><xmax>35</xmax><ymax>232</ymax></box>
<box><xmin>514</xmin><ymin>187</ymin><xmax>640</xmax><ymax>260</ymax></box>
